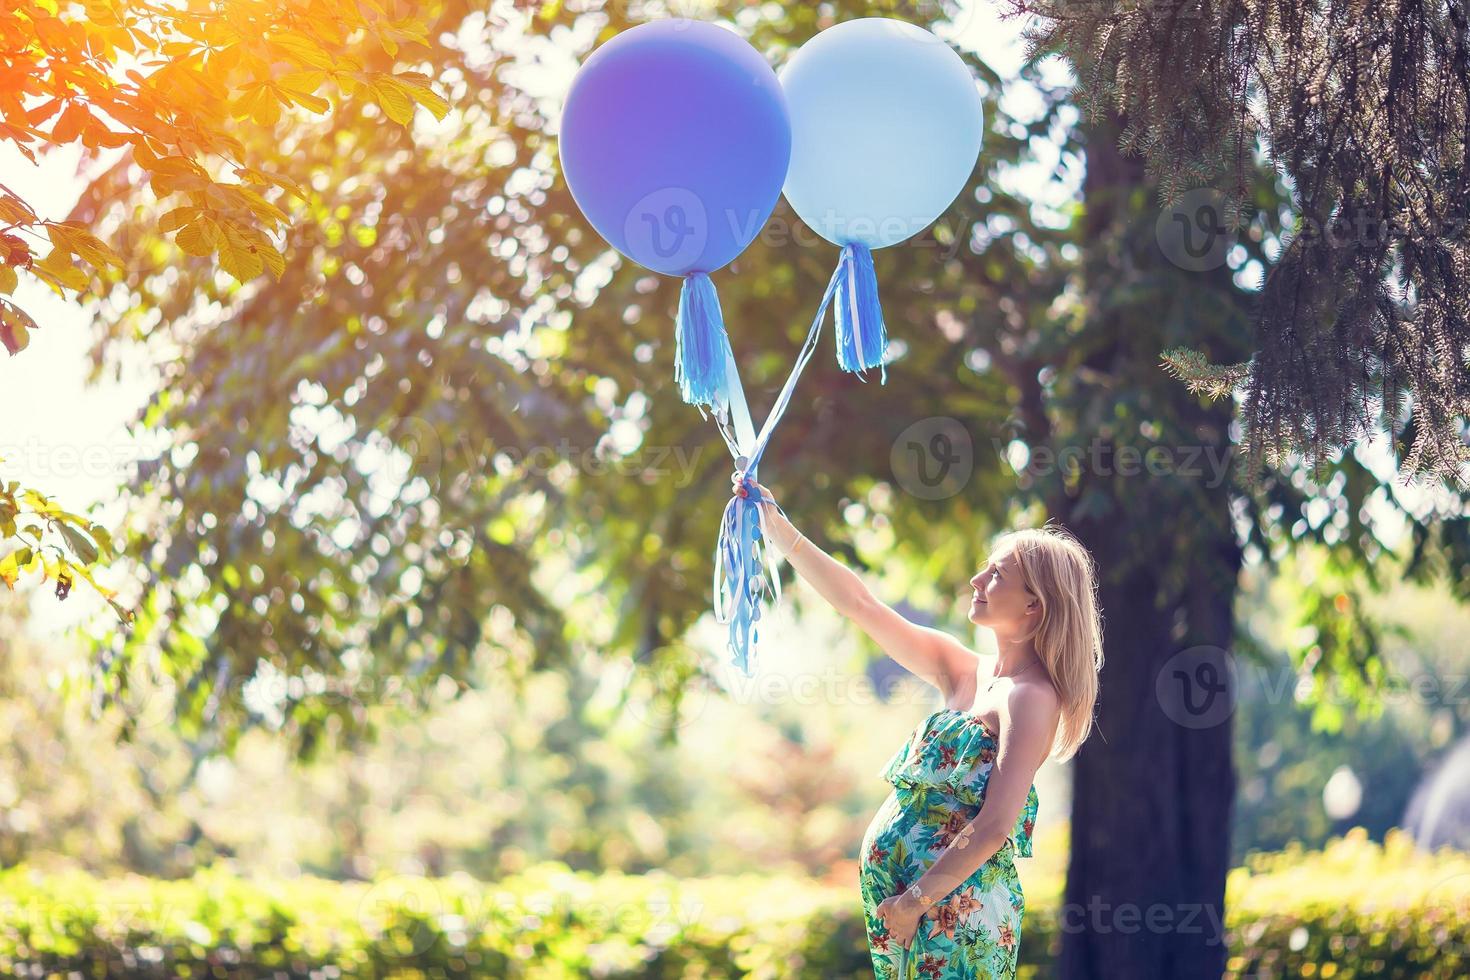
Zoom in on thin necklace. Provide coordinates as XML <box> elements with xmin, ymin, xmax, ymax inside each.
<box><xmin>985</xmin><ymin>658</ymin><xmax>1039</xmax><ymax>692</ymax></box>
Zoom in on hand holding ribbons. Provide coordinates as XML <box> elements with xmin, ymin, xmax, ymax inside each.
<box><xmin>714</xmin><ymin>461</ymin><xmax>790</xmax><ymax>676</ymax></box>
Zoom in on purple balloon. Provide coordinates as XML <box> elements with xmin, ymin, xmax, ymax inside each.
<box><xmin>558</xmin><ymin>20</ymin><xmax>791</xmax><ymax>276</ymax></box>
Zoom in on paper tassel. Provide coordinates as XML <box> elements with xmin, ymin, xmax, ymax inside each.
<box><xmin>833</xmin><ymin>242</ymin><xmax>889</xmax><ymax>383</ymax></box>
<box><xmin>673</xmin><ymin>272</ymin><xmax>735</xmax><ymax>414</ymax></box>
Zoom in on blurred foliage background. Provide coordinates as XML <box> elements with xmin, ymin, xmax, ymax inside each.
<box><xmin>3</xmin><ymin>547</ymin><xmax>1468</xmax><ymax>879</ymax></box>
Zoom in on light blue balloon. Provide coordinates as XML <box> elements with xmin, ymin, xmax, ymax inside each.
<box><xmin>779</xmin><ymin>18</ymin><xmax>984</xmax><ymax>250</ymax></box>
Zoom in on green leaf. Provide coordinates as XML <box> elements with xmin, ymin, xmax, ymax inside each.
<box><xmin>58</xmin><ymin>523</ymin><xmax>99</xmax><ymax>565</ymax></box>
<box><xmin>88</xmin><ymin>523</ymin><xmax>114</xmax><ymax>560</ymax></box>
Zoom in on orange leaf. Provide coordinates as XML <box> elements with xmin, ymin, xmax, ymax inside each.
<box><xmin>26</xmin><ymin>99</ymin><xmax>63</xmax><ymax>125</ymax></box>
<box><xmin>51</xmin><ymin>102</ymin><xmax>90</xmax><ymax>144</ymax></box>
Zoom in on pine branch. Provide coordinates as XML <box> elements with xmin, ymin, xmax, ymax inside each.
<box><xmin>1007</xmin><ymin>0</ymin><xmax>1470</xmax><ymax>485</ymax></box>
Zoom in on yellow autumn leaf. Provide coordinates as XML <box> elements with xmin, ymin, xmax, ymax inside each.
<box><xmin>48</xmin><ymin>222</ymin><xmax>124</xmax><ymax>271</ymax></box>
<box><xmin>268</xmin><ymin>31</ymin><xmax>336</xmax><ymax>70</ymax></box>
<box><xmin>369</xmin><ymin>77</ymin><xmax>415</xmax><ymax>126</ymax></box>
<box><xmin>159</xmin><ymin>206</ymin><xmax>200</xmax><ymax>233</ymax></box>
<box><xmin>0</xmin><ymin>265</ymin><xmax>16</xmax><ymax>295</ymax></box>
<box><xmin>217</xmin><ymin>220</ymin><xmax>263</xmax><ymax>281</ymax></box>
<box><xmin>174</xmin><ymin>219</ymin><xmax>217</xmax><ymax>257</ymax></box>
<box><xmin>274</xmin><ymin>81</ymin><xmax>330</xmax><ymax>114</ymax></box>
<box><xmin>217</xmin><ymin>184</ymin><xmax>290</xmax><ymax>228</ymax></box>
<box><xmin>278</xmin><ymin>70</ymin><xmax>327</xmax><ymax>98</ymax></box>
<box><xmin>373</xmin><ymin>72</ymin><xmax>449</xmax><ymax>122</ymax></box>
<box><xmin>44</xmin><ymin>224</ymin><xmax>73</xmax><ymax>259</ymax></box>
<box><xmin>249</xmin><ymin>88</ymin><xmax>282</xmax><ymax>128</ymax></box>
<box><xmin>256</xmin><ymin>239</ymin><xmax>285</xmax><ymax>280</ymax></box>
<box><xmin>0</xmin><ymin>195</ymin><xmax>37</xmax><ymax>224</ymax></box>
<box><xmin>231</xmin><ymin>83</ymin><xmax>271</xmax><ymax>121</ymax></box>
<box><xmin>233</xmin><ymin>166</ymin><xmax>307</xmax><ymax>203</ymax></box>
<box><xmin>398</xmin><ymin>82</ymin><xmax>448</xmax><ymax>121</ymax></box>
<box><xmin>0</xmin><ymin>551</ymin><xmax>20</xmax><ymax>589</ymax></box>
<box><xmin>32</xmin><ymin>249</ymin><xmax>90</xmax><ymax>291</ymax></box>
<box><xmin>232</xmin><ymin>222</ymin><xmax>286</xmax><ymax>280</ymax></box>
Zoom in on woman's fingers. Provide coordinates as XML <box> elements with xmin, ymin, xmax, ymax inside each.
<box><xmin>728</xmin><ymin>473</ymin><xmax>779</xmax><ymax>508</ymax></box>
<box><xmin>729</xmin><ymin>474</ymin><xmax>770</xmax><ymax>496</ymax></box>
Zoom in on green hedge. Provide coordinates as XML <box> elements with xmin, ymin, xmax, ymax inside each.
<box><xmin>0</xmin><ymin>828</ymin><xmax>1465</xmax><ymax>978</ymax></box>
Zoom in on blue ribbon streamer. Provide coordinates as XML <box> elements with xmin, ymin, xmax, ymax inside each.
<box><xmin>711</xmin><ymin>260</ymin><xmax>846</xmax><ymax>675</ymax></box>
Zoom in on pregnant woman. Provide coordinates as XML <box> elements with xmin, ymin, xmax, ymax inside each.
<box><xmin>737</xmin><ymin>473</ymin><xmax>1103</xmax><ymax>979</ymax></box>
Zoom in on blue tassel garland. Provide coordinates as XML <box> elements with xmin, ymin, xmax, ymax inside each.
<box><xmin>712</xmin><ymin>261</ymin><xmax>846</xmax><ymax>676</ymax></box>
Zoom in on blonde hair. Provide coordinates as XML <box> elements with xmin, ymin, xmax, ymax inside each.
<box><xmin>992</xmin><ymin>521</ymin><xmax>1104</xmax><ymax>763</ymax></box>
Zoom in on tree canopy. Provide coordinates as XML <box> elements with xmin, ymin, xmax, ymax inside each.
<box><xmin>1</xmin><ymin>0</ymin><xmax>449</xmax><ymax>615</ymax></box>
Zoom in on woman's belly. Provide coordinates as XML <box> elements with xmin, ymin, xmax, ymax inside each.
<box><xmin>863</xmin><ymin>785</ymin><xmax>986</xmax><ymax>873</ymax></box>
<box><xmin>859</xmin><ymin>785</ymin><xmax>1026</xmax><ymax>968</ymax></box>
<box><xmin>860</xmin><ymin>790</ymin><xmax>905</xmax><ymax>876</ymax></box>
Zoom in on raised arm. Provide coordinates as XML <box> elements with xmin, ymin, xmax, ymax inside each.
<box><xmin>740</xmin><ymin>476</ymin><xmax>977</xmax><ymax>700</ymax></box>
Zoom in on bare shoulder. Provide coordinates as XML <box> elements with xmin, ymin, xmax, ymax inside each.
<box><xmin>1012</xmin><ymin>670</ymin><xmax>1062</xmax><ymax>714</ymax></box>
<box><xmin>1001</xmin><ymin>671</ymin><xmax>1062</xmax><ymax>745</ymax></box>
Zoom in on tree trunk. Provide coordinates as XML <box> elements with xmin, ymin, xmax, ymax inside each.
<box><xmin>1053</xmin><ymin>115</ymin><xmax>1243</xmax><ymax>979</ymax></box>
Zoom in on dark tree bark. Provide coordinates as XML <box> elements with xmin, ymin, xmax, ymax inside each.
<box><xmin>1053</xmin><ymin>115</ymin><xmax>1244</xmax><ymax>980</ymax></box>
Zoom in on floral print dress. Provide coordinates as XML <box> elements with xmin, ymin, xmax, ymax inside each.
<box><xmin>859</xmin><ymin>708</ymin><xmax>1039</xmax><ymax>980</ymax></box>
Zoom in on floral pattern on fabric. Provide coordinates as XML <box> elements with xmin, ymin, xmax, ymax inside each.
<box><xmin>858</xmin><ymin>709</ymin><xmax>1039</xmax><ymax>979</ymax></box>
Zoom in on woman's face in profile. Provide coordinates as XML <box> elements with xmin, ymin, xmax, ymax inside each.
<box><xmin>968</xmin><ymin>549</ymin><xmax>1037</xmax><ymax>627</ymax></box>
